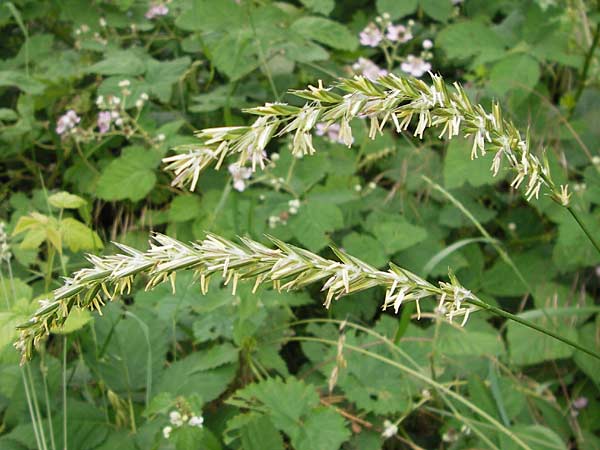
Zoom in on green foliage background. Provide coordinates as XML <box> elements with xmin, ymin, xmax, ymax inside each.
<box><xmin>0</xmin><ymin>0</ymin><xmax>599</xmax><ymax>449</ymax></box>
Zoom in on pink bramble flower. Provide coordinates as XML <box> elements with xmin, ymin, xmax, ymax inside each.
<box><xmin>315</xmin><ymin>123</ymin><xmax>351</xmax><ymax>145</ymax></box>
<box><xmin>400</xmin><ymin>55</ymin><xmax>431</xmax><ymax>78</ymax></box>
<box><xmin>97</xmin><ymin>111</ymin><xmax>112</xmax><ymax>134</ymax></box>
<box><xmin>56</xmin><ymin>110</ymin><xmax>81</xmax><ymax>136</ymax></box>
<box><xmin>359</xmin><ymin>23</ymin><xmax>383</xmax><ymax>47</ymax></box>
<box><xmin>352</xmin><ymin>57</ymin><xmax>388</xmax><ymax>81</ymax></box>
<box><xmin>386</xmin><ymin>24</ymin><xmax>412</xmax><ymax>43</ymax></box>
<box><xmin>146</xmin><ymin>3</ymin><xmax>169</xmax><ymax>19</ymax></box>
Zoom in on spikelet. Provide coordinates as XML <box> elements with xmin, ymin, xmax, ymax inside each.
<box><xmin>164</xmin><ymin>73</ymin><xmax>564</xmax><ymax>204</ymax></box>
<box><xmin>16</xmin><ymin>232</ymin><xmax>477</xmax><ymax>364</ymax></box>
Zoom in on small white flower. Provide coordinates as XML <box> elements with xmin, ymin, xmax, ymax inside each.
<box><xmin>141</xmin><ymin>92</ymin><xmax>149</xmax><ymax>101</ymax></box>
<box><xmin>422</xmin><ymin>39</ymin><xmax>433</xmax><ymax>49</ymax></box>
<box><xmin>271</xmin><ymin>152</ymin><xmax>280</xmax><ymax>161</ymax></box>
<box><xmin>162</xmin><ymin>426</ymin><xmax>172</xmax><ymax>439</ymax></box>
<box><xmin>382</xmin><ymin>420</ymin><xmax>398</xmax><ymax>439</ymax></box>
<box><xmin>188</xmin><ymin>415</ymin><xmax>204</xmax><ymax>428</ymax></box>
<box><xmin>368</xmin><ymin>181</ymin><xmax>377</xmax><ymax>189</ymax></box>
<box><xmin>592</xmin><ymin>155</ymin><xmax>600</xmax><ymax>165</ymax></box>
<box><xmin>229</xmin><ymin>163</ymin><xmax>252</xmax><ymax>192</ymax></box>
<box><xmin>508</xmin><ymin>222</ymin><xmax>517</xmax><ymax>231</ymax></box>
<box><xmin>99</xmin><ymin>17</ymin><xmax>107</xmax><ymax>27</ymax></box>
<box><xmin>354</xmin><ymin>184</ymin><xmax>362</xmax><ymax>192</ymax></box>
<box><xmin>359</xmin><ymin>23</ymin><xmax>383</xmax><ymax>47</ymax></box>
<box><xmin>135</xmin><ymin>99</ymin><xmax>144</xmax><ymax>109</ymax></box>
<box><xmin>400</xmin><ymin>55</ymin><xmax>431</xmax><ymax>78</ymax></box>
<box><xmin>288</xmin><ymin>199</ymin><xmax>301</xmax><ymax>209</ymax></box>
<box><xmin>352</xmin><ymin>57</ymin><xmax>388</xmax><ymax>81</ymax></box>
<box><xmin>386</xmin><ymin>24</ymin><xmax>412</xmax><ymax>43</ymax></box>
<box><xmin>169</xmin><ymin>410</ymin><xmax>183</xmax><ymax>427</ymax></box>
<box><xmin>96</xmin><ymin>95</ymin><xmax>105</xmax><ymax>107</ymax></box>
<box><xmin>118</xmin><ymin>79</ymin><xmax>130</xmax><ymax>88</ymax></box>
<box><xmin>268</xmin><ymin>215</ymin><xmax>281</xmax><ymax>229</ymax></box>
<box><xmin>157</xmin><ymin>133</ymin><xmax>166</xmax><ymax>142</ymax></box>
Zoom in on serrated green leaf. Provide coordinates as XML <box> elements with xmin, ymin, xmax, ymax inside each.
<box><xmin>289</xmin><ymin>201</ymin><xmax>343</xmax><ymax>251</ymax></box>
<box><xmin>376</xmin><ymin>0</ymin><xmax>417</xmax><ymax>19</ymax></box>
<box><xmin>48</xmin><ymin>191</ymin><xmax>86</xmax><ymax>209</ymax></box>
<box><xmin>169</xmin><ymin>195</ymin><xmax>203</xmax><ymax>222</ymax></box>
<box><xmin>96</xmin><ymin>147</ymin><xmax>159</xmax><ymax>202</ymax></box>
<box><xmin>87</xmin><ymin>50</ymin><xmax>146</xmax><ymax>76</ymax></box>
<box><xmin>299</xmin><ymin>0</ymin><xmax>334</xmax><ymax>15</ymax></box>
<box><xmin>291</xmin><ymin>17</ymin><xmax>357</xmax><ymax>51</ymax></box>
<box><xmin>295</xmin><ymin>408</ymin><xmax>350</xmax><ymax>450</ymax></box>
<box><xmin>60</xmin><ymin>218</ymin><xmax>103</xmax><ymax>252</ymax></box>
<box><xmin>444</xmin><ymin>137</ymin><xmax>496</xmax><ymax>188</ymax></box>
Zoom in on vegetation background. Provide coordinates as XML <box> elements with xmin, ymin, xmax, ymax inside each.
<box><xmin>1</xmin><ymin>0</ymin><xmax>599</xmax><ymax>449</ymax></box>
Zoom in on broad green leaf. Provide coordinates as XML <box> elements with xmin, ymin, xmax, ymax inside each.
<box><xmin>48</xmin><ymin>191</ymin><xmax>86</xmax><ymax>209</ymax></box>
<box><xmin>0</xmin><ymin>108</ymin><xmax>18</xmax><ymax>121</ymax></box>
<box><xmin>299</xmin><ymin>0</ymin><xmax>334</xmax><ymax>15</ymax></box>
<box><xmin>376</xmin><ymin>0</ymin><xmax>418</xmax><ymax>19</ymax></box>
<box><xmin>240</xmin><ymin>415</ymin><xmax>285</xmax><ymax>450</ymax></box>
<box><xmin>288</xmin><ymin>201</ymin><xmax>343</xmax><ymax>251</ymax></box>
<box><xmin>86</xmin><ymin>307</ymin><xmax>169</xmax><ymax>396</ymax></box>
<box><xmin>231</xmin><ymin>378</ymin><xmax>319</xmax><ymax>437</ymax></box>
<box><xmin>420</xmin><ymin>0</ymin><xmax>453</xmax><ymax>22</ymax></box>
<box><xmin>0</xmin><ymin>70</ymin><xmax>46</xmax><ymax>95</ymax></box>
<box><xmin>96</xmin><ymin>147</ymin><xmax>160</xmax><ymax>201</ymax></box>
<box><xmin>145</xmin><ymin>57</ymin><xmax>191</xmax><ymax>102</ymax></box>
<box><xmin>169</xmin><ymin>195</ymin><xmax>203</xmax><ymax>222</ymax></box>
<box><xmin>87</xmin><ymin>50</ymin><xmax>146</xmax><ymax>76</ymax></box>
<box><xmin>443</xmin><ymin>137</ymin><xmax>495</xmax><ymax>188</ymax></box>
<box><xmin>295</xmin><ymin>408</ymin><xmax>350</xmax><ymax>450</ymax></box>
<box><xmin>369</xmin><ymin>218</ymin><xmax>428</xmax><ymax>255</ymax></box>
<box><xmin>574</xmin><ymin>320</ymin><xmax>600</xmax><ymax>385</ymax></box>
<box><xmin>341</xmin><ymin>232</ymin><xmax>387</xmax><ymax>268</ymax></box>
<box><xmin>437</xmin><ymin>20</ymin><xmax>506</xmax><ymax>61</ymax></box>
<box><xmin>489</xmin><ymin>53</ymin><xmax>540</xmax><ymax>96</ymax></box>
<box><xmin>189</xmin><ymin>85</ymin><xmax>248</xmax><ymax>113</ymax></box>
<box><xmin>291</xmin><ymin>17</ymin><xmax>357</xmax><ymax>51</ymax></box>
<box><xmin>0</xmin><ymin>298</ymin><xmax>36</xmax><ymax>350</ymax></box>
<box><xmin>507</xmin><ymin>316</ymin><xmax>578</xmax><ymax>366</ymax></box>
<box><xmin>482</xmin><ymin>250</ymin><xmax>556</xmax><ymax>297</ymax></box>
<box><xmin>51</xmin><ymin>307</ymin><xmax>92</xmax><ymax>334</ymax></box>
<box><xmin>438</xmin><ymin>328</ymin><xmax>505</xmax><ymax>357</ymax></box>
<box><xmin>155</xmin><ymin>350</ymin><xmax>238</xmax><ymax>402</ymax></box>
<box><xmin>60</xmin><ymin>218</ymin><xmax>103</xmax><ymax>252</ymax></box>
<box><xmin>501</xmin><ymin>425</ymin><xmax>566</xmax><ymax>450</ymax></box>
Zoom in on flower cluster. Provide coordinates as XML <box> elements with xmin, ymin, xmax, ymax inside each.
<box><xmin>163</xmin><ymin>410</ymin><xmax>204</xmax><ymax>439</ymax></box>
<box><xmin>16</xmin><ymin>232</ymin><xmax>479</xmax><ymax>363</ymax></box>
<box><xmin>146</xmin><ymin>3</ymin><xmax>169</xmax><ymax>20</ymax></box>
<box><xmin>95</xmin><ymin>80</ymin><xmax>149</xmax><ymax>136</ymax></box>
<box><xmin>164</xmin><ymin>73</ymin><xmax>562</xmax><ymax>203</ymax></box>
<box><xmin>359</xmin><ymin>14</ymin><xmax>414</xmax><ymax>47</ymax></box>
<box><xmin>55</xmin><ymin>110</ymin><xmax>81</xmax><ymax>136</ymax></box>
